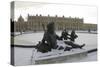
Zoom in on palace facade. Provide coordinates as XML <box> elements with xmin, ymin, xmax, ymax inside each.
<box><xmin>13</xmin><ymin>14</ymin><xmax>97</xmax><ymax>32</ymax></box>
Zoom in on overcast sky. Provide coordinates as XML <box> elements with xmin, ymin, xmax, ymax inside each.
<box><xmin>13</xmin><ymin>1</ymin><xmax>97</xmax><ymax>24</ymax></box>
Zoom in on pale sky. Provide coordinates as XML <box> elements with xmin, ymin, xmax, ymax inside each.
<box><xmin>13</xmin><ymin>1</ymin><xmax>97</xmax><ymax>24</ymax></box>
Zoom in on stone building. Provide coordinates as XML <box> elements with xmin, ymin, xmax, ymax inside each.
<box><xmin>14</xmin><ymin>14</ymin><xmax>97</xmax><ymax>32</ymax></box>
<box><xmin>82</xmin><ymin>23</ymin><xmax>97</xmax><ymax>31</ymax></box>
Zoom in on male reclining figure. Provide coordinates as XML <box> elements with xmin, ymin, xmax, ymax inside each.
<box><xmin>60</xmin><ymin>29</ymin><xmax>85</xmax><ymax>51</ymax></box>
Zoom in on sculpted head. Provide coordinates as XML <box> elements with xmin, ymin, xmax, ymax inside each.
<box><xmin>47</xmin><ymin>22</ymin><xmax>55</xmax><ymax>33</ymax></box>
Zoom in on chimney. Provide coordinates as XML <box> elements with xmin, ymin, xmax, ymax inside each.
<box><xmin>62</xmin><ymin>15</ymin><xmax>64</xmax><ymax>18</ymax></box>
<box><xmin>48</xmin><ymin>14</ymin><xmax>50</xmax><ymax>17</ymax></box>
<box><xmin>55</xmin><ymin>15</ymin><xmax>57</xmax><ymax>17</ymax></box>
<box><xmin>36</xmin><ymin>14</ymin><xmax>38</xmax><ymax>16</ymax></box>
<box><xmin>40</xmin><ymin>14</ymin><xmax>42</xmax><ymax>16</ymax></box>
